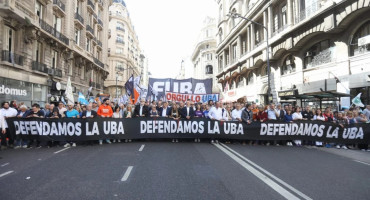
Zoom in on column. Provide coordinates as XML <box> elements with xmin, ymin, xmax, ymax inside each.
<box><xmin>238</xmin><ymin>35</ymin><xmax>243</xmax><ymax>57</ymax></box>
<box><xmin>268</xmin><ymin>6</ymin><xmax>273</xmax><ymax>38</ymax></box>
<box><xmin>250</xmin><ymin>24</ymin><xmax>255</xmax><ymax>50</ymax></box>
<box><xmin>287</xmin><ymin>0</ymin><xmax>293</xmax><ymax>26</ymax></box>
<box><xmin>263</xmin><ymin>10</ymin><xmax>268</xmax><ymax>41</ymax></box>
<box><xmin>247</xmin><ymin>26</ymin><xmax>251</xmax><ymax>52</ymax></box>
<box><xmin>223</xmin><ymin>50</ymin><xmax>227</xmax><ymax>68</ymax></box>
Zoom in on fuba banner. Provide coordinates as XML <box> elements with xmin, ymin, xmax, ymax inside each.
<box><xmin>6</xmin><ymin>118</ymin><xmax>370</xmax><ymax>144</ymax></box>
<box><xmin>165</xmin><ymin>91</ymin><xmax>219</xmax><ymax>103</ymax></box>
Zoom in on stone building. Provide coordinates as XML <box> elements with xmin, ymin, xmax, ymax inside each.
<box><xmin>0</xmin><ymin>0</ymin><xmax>111</xmax><ymax>107</ymax></box>
<box><xmin>191</xmin><ymin>16</ymin><xmax>220</xmax><ymax>93</ymax></box>
<box><xmin>105</xmin><ymin>0</ymin><xmax>142</xmax><ymax>99</ymax></box>
<box><xmin>216</xmin><ymin>0</ymin><xmax>370</xmax><ymax>108</ymax></box>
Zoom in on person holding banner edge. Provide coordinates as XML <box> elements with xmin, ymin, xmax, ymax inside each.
<box><xmin>134</xmin><ymin>99</ymin><xmax>149</xmax><ymax>117</ymax></box>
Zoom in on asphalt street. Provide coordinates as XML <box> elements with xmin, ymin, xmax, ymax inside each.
<box><xmin>0</xmin><ymin>141</ymin><xmax>370</xmax><ymax>200</ymax></box>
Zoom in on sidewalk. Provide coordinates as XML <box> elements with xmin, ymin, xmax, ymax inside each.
<box><xmin>317</xmin><ymin>147</ymin><xmax>370</xmax><ymax>164</ymax></box>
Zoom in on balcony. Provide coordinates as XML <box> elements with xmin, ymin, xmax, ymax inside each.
<box><xmin>39</xmin><ymin>19</ymin><xmax>69</xmax><ymax>45</ymax></box>
<box><xmin>116</xmin><ymin>39</ymin><xmax>125</xmax><ymax>44</ymax></box>
<box><xmin>74</xmin><ymin>13</ymin><xmax>84</xmax><ymax>28</ymax></box>
<box><xmin>87</xmin><ymin>0</ymin><xmax>95</xmax><ymax>12</ymax></box>
<box><xmin>97</xmin><ymin>18</ymin><xmax>103</xmax><ymax>29</ymax></box>
<box><xmin>97</xmin><ymin>39</ymin><xmax>102</xmax><ymax>48</ymax></box>
<box><xmin>86</xmin><ymin>24</ymin><xmax>94</xmax><ymax>37</ymax></box>
<box><xmin>92</xmin><ymin>13</ymin><xmax>98</xmax><ymax>23</ymax></box>
<box><xmin>116</xmin><ymin>26</ymin><xmax>125</xmax><ymax>32</ymax></box>
<box><xmin>1</xmin><ymin>50</ymin><xmax>24</xmax><ymax>66</ymax></box>
<box><xmin>93</xmin><ymin>57</ymin><xmax>104</xmax><ymax>69</ymax></box>
<box><xmin>272</xmin><ymin>24</ymin><xmax>288</xmax><ymax>37</ymax></box>
<box><xmin>32</xmin><ymin>61</ymin><xmax>49</xmax><ymax>74</ymax></box>
<box><xmin>52</xmin><ymin>0</ymin><xmax>65</xmax><ymax>16</ymax></box>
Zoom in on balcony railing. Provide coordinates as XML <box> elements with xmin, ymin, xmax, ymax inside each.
<box><xmin>53</xmin><ymin>0</ymin><xmax>65</xmax><ymax>12</ymax></box>
<box><xmin>32</xmin><ymin>61</ymin><xmax>48</xmax><ymax>73</ymax></box>
<box><xmin>74</xmin><ymin>13</ymin><xmax>84</xmax><ymax>25</ymax></box>
<box><xmin>272</xmin><ymin>24</ymin><xmax>288</xmax><ymax>37</ymax></box>
<box><xmin>93</xmin><ymin>57</ymin><xmax>104</xmax><ymax>69</ymax></box>
<box><xmin>39</xmin><ymin>19</ymin><xmax>69</xmax><ymax>45</ymax></box>
<box><xmin>86</xmin><ymin>24</ymin><xmax>94</xmax><ymax>35</ymax></box>
<box><xmin>97</xmin><ymin>40</ymin><xmax>102</xmax><ymax>47</ymax></box>
<box><xmin>116</xmin><ymin>26</ymin><xmax>125</xmax><ymax>32</ymax></box>
<box><xmin>98</xmin><ymin>18</ymin><xmax>103</xmax><ymax>27</ymax></box>
<box><xmin>116</xmin><ymin>39</ymin><xmax>125</xmax><ymax>44</ymax></box>
<box><xmin>87</xmin><ymin>0</ymin><xmax>95</xmax><ymax>10</ymax></box>
<box><xmin>295</xmin><ymin>1</ymin><xmax>322</xmax><ymax>24</ymax></box>
<box><xmin>1</xmin><ymin>50</ymin><xmax>24</xmax><ymax>66</ymax></box>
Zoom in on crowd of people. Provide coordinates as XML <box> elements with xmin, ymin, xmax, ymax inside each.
<box><xmin>0</xmin><ymin>98</ymin><xmax>369</xmax><ymax>151</ymax></box>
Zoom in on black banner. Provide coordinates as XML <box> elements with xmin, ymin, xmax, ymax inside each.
<box><xmin>148</xmin><ymin>78</ymin><xmax>213</xmax><ymax>100</ymax></box>
<box><xmin>5</xmin><ymin>117</ymin><xmax>370</xmax><ymax>144</ymax></box>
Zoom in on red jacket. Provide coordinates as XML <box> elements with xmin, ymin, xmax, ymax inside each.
<box><xmin>256</xmin><ymin>111</ymin><xmax>268</xmax><ymax>122</ymax></box>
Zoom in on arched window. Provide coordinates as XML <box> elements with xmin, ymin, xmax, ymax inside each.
<box><xmin>303</xmin><ymin>39</ymin><xmax>334</xmax><ymax>69</ymax></box>
<box><xmin>205</xmin><ymin>65</ymin><xmax>213</xmax><ymax>74</ymax></box>
<box><xmin>247</xmin><ymin>72</ymin><xmax>254</xmax><ymax>85</ymax></box>
<box><xmin>281</xmin><ymin>55</ymin><xmax>296</xmax><ymax>75</ymax></box>
<box><xmin>350</xmin><ymin>21</ymin><xmax>370</xmax><ymax>56</ymax></box>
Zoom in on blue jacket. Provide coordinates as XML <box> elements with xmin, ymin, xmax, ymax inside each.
<box><xmin>17</xmin><ymin>110</ymin><xmax>30</xmax><ymax>118</ymax></box>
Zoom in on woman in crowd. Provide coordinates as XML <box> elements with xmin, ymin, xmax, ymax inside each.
<box><xmin>323</xmin><ymin>107</ymin><xmax>334</xmax><ymax>122</ymax></box>
<box><xmin>125</xmin><ymin>105</ymin><xmax>133</xmax><ymax>118</ymax></box>
<box><xmin>256</xmin><ymin>105</ymin><xmax>268</xmax><ymax>122</ymax></box>
<box><xmin>170</xmin><ymin>104</ymin><xmax>180</xmax><ymax>143</ymax></box>
<box><xmin>313</xmin><ymin>109</ymin><xmax>326</xmax><ymax>121</ymax></box>
<box><xmin>225</xmin><ymin>105</ymin><xmax>232</xmax><ymax>121</ymax></box>
<box><xmin>112</xmin><ymin>106</ymin><xmax>122</xmax><ymax>143</ymax></box>
<box><xmin>354</xmin><ymin>111</ymin><xmax>368</xmax><ymax>123</ymax></box>
<box><xmin>194</xmin><ymin>104</ymin><xmax>204</xmax><ymax>118</ymax></box>
<box><xmin>292</xmin><ymin>106</ymin><xmax>303</xmax><ymax>146</ymax></box>
<box><xmin>203</xmin><ymin>104</ymin><xmax>210</xmax><ymax>118</ymax></box>
<box><xmin>149</xmin><ymin>105</ymin><xmax>159</xmax><ymax>117</ymax></box>
<box><xmin>284</xmin><ymin>109</ymin><xmax>294</xmax><ymax>146</ymax></box>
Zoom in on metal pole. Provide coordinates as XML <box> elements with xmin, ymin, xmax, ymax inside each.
<box><xmin>116</xmin><ymin>74</ymin><xmax>118</xmax><ymax>100</ymax></box>
<box><xmin>230</xmin><ymin>13</ymin><xmax>272</xmax><ymax>103</ymax></box>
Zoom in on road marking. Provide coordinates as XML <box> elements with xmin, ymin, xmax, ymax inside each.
<box><xmin>121</xmin><ymin>166</ymin><xmax>133</xmax><ymax>182</ymax></box>
<box><xmin>139</xmin><ymin>144</ymin><xmax>145</xmax><ymax>152</ymax></box>
<box><xmin>1</xmin><ymin>163</ymin><xmax>9</xmax><ymax>167</ymax></box>
<box><xmin>0</xmin><ymin>170</ymin><xmax>14</xmax><ymax>178</ymax></box>
<box><xmin>219</xmin><ymin>143</ymin><xmax>312</xmax><ymax>200</ymax></box>
<box><xmin>354</xmin><ymin>160</ymin><xmax>370</xmax><ymax>166</ymax></box>
<box><xmin>54</xmin><ymin>147</ymin><xmax>70</xmax><ymax>154</ymax></box>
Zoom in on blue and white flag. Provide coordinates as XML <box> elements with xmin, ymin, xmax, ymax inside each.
<box><xmin>78</xmin><ymin>92</ymin><xmax>89</xmax><ymax>105</ymax></box>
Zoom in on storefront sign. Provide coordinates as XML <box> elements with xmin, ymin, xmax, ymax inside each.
<box><xmin>0</xmin><ymin>84</ymin><xmax>27</xmax><ymax>96</ymax></box>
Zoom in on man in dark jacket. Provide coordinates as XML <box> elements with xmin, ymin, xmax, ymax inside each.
<box><xmin>301</xmin><ymin>105</ymin><xmax>314</xmax><ymax>120</ymax></box>
<box><xmin>134</xmin><ymin>98</ymin><xmax>149</xmax><ymax>117</ymax></box>
<box><xmin>181</xmin><ymin>101</ymin><xmax>194</xmax><ymax>119</ymax></box>
<box><xmin>159</xmin><ymin>102</ymin><xmax>171</xmax><ymax>117</ymax></box>
<box><xmin>81</xmin><ymin>104</ymin><xmax>97</xmax><ymax>118</ymax></box>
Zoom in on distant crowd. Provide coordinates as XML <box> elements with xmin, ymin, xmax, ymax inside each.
<box><xmin>0</xmin><ymin>98</ymin><xmax>369</xmax><ymax>151</ymax></box>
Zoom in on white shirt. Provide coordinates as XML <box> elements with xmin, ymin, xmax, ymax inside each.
<box><xmin>85</xmin><ymin>111</ymin><xmax>92</xmax><ymax>118</ymax></box>
<box><xmin>162</xmin><ymin>107</ymin><xmax>168</xmax><ymax>117</ymax></box>
<box><xmin>1</xmin><ymin>107</ymin><xmax>17</xmax><ymax>128</ymax></box>
<box><xmin>0</xmin><ymin>110</ymin><xmax>6</xmax><ymax>129</ymax></box>
<box><xmin>113</xmin><ymin>112</ymin><xmax>122</xmax><ymax>118</ymax></box>
<box><xmin>186</xmin><ymin>107</ymin><xmax>190</xmax><ymax>116</ymax></box>
<box><xmin>139</xmin><ymin>106</ymin><xmax>143</xmax><ymax>116</ymax></box>
<box><xmin>292</xmin><ymin>112</ymin><xmax>303</xmax><ymax>120</ymax></box>
<box><xmin>231</xmin><ymin>109</ymin><xmax>243</xmax><ymax>121</ymax></box>
<box><xmin>208</xmin><ymin>107</ymin><xmax>227</xmax><ymax>121</ymax></box>
<box><xmin>314</xmin><ymin>115</ymin><xmax>325</xmax><ymax>121</ymax></box>
<box><xmin>267</xmin><ymin>109</ymin><xmax>278</xmax><ymax>120</ymax></box>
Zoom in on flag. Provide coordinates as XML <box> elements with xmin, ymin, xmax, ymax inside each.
<box><xmin>125</xmin><ymin>75</ymin><xmax>134</xmax><ymax>97</ymax></box>
<box><xmin>61</xmin><ymin>96</ymin><xmax>66</xmax><ymax>105</ymax></box>
<box><xmin>65</xmin><ymin>77</ymin><xmax>74</xmax><ymax>105</ymax></box>
<box><xmin>78</xmin><ymin>92</ymin><xmax>89</xmax><ymax>105</ymax></box>
<box><xmin>352</xmin><ymin>93</ymin><xmax>364</xmax><ymax>107</ymax></box>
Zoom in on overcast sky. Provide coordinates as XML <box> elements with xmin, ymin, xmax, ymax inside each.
<box><xmin>124</xmin><ymin>0</ymin><xmax>218</xmax><ymax>78</ymax></box>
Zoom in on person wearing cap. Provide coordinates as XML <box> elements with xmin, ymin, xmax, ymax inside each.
<box><xmin>97</xmin><ymin>98</ymin><xmax>113</xmax><ymax>145</ymax></box>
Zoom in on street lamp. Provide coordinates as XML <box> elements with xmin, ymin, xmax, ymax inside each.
<box><xmin>116</xmin><ymin>71</ymin><xmax>120</xmax><ymax>100</ymax></box>
<box><xmin>227</xmin><ymin>12</ymin><xmax>272</xmax><ymax>103</ymax></box>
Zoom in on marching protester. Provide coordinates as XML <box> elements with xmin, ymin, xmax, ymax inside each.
<box><xmin>203</xmin><ymin>104</ymin><xmax>211</xmax><ymax>118</ymax></box>
<box><xmin>267</xmin><ymin>103</ymin><xmax>279</xmax><ymax>120</ymax></box>
<box><xmin>57</xmin><ymin>102</ymin><xmax>67</xmax><ymax>117</ymax></box>
<box><xmin>194</xmin><ymin>104</ymin><xmax>204</xmax><ymax>118</ymax></box>
<box><xmin>49</xmin><ymin>108</ymin><xmax>62</xmax><ymax>118</ymax></box>
<box><xmin>160</xmin><ymin>102</ymin><xmax>171</xmax><ymax>117</ymax></box>
<box><xmin>149</xmin><ymin>105</ymin><xmax>160</xmax><ymax>117</ymax></box>
<box><xmin>251</xmin><ymin>102</ymin><xmax>259</xmax><ymax>121</ymax></box>
<box><xmin>231</xmin><ymin>103</ymin><xmax>242</xmax><ymax>121</ymax></box>
<box><xmin>256</xmin><ymin>105</ymin><xmax>268</xmax><ymax>122</ymax></box>
<box><xmin>284</xmin><ymin>109</ymin><xmax>294</xmax><ymax>146</ymax></box>
<box><xmin>26</xmin><ymin>103</ymin><xmax>44</xmax><ymax>148</ymax></box>
<box><xmin>302</xmin><ymin>106</ymin><xmax>314</xmax><ymax>120</ymax></box>
<box><xmin>92</xmin><ymin>101</ymin><xmax>99</xmax><ymax>112</ymax></box>
<box><xmin>125</xmin><ymin>105</ymin><xmax>133</xmax><ymax>118</ymax></box>
<box><xmin>276</xmin><ymin>104</ymin><xmax>285</xmax><ymax>121</ymax></box>
<box><xmin>17</xmin><ymin>105</ymin><xmax>30</xmax><ymax>118</ymax></box>
<box><xmin>97</xmin><ymin>98</ymin><xmax>113</xmax><ymax>145</ymax></box>
<box><xmin>182</xmin><ymin>101</ymin><xmax>195</xmax><ymax>119</ymax></box>
<box><xmin>292</xmin><ymin>106</ymin><xmax>303</xmax><ymax>146</ymax></box>
<box><xmin>208</xmin><ymin>101</ymin><xmax>227</xmax><ymax>143</ymax></box>
<box><xmin>82</xmin><ymin>104</ymin><xmax>97</xmax><ymax>119</ymax></box>
<box><xmin>1</xmin><ymin>102</ymin><xmax>18</xmax><ymax>149</ymax></box>
<box><xmin>63</xmin><ymin>103</ymin><xmax>80</xmax><ymax>147</ymax></box>
<box><xmin>241</xmin><ymin>104</ymin><xmax>253</xmax><ymax>124</ymax></box>
<box><xmin>363</xmin><ymin>104</ymin><xmax>370</xmax><ymax>120</ymax></box>
<box><xmin>134</xmin><ymin>98</ymin><xmax>149</xmax><ymax>117</ymax></box>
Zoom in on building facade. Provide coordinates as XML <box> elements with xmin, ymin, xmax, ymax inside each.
<box><xmin>191</xmin><ymin>16</ymin><xmax>219</xmax><ymax>93</ymax></box>
<box><xmin>105</xmin><ymin>0</ymin><xmax>142</xmax><ymax>99</ymax></box>
<box><xmin>0</xmin><ymin>0</ymin><xmax>111</xmax><ymax>107</ymax></box>
<box><xmin>217</xmin><ymin>0</ymin><xmax>370</xmax><ymax>108</ymax></box>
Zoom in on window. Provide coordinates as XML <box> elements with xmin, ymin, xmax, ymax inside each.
<box><xmin>35</xmin><ymin>41</ymin><xmax>42</xmax><ymax>62</ymax></box>
<box><xmin>52</xmin><ymin>50</ymin><xmax>58</xmax><ymax>68</ymax></box>
<box><xmin>75</xmin><ymin>0</ymin><xmax>81</xmax><ymax>14</ymax></box>
<box><xmin>75</xmin><ymin>29</ymin><xmax>81</xmax><ymax>46</ymax></box>
<box><xmin>232</xmin><ymin>44</ymin><xmax>237</xmax><ymax>62</ymax></box>
<box><xmin>35</xmin><ymin>1</ymin><xmax>43</xmax><ymax>20</ymax></box>
<box><xmin>205</xmin><ymin>65</ymin><xmax>213</xmax><ymax>74</ymax></box>
<box><xmin>219</xmin><ymin>28</ymin><xmax>223</xmax><ymax>42</ymax></box>
<box><xmin>3</xmin><ymin>26</ymin><xmax>14</xmax><ymax>52</ymax></box>
<box><xmin>219</xmin><ymin>55</ymin><xmax>223</xmax><ymax>71</ymax></box>
<box><xmin>116</xmin><ymin>61</ymin><xmax>124</xmax><ymax>71</ymax></box>
<box><xmin>350</xmin><ymin>21</ymin><xmax>370</xmax><ymax>56</ymax></box>
<box><xmin>304</xmin><ymin>40</ymin><xmax>333</xmax><ymax>69</ymax></box>
<box><xmin>116</xmin><ymin>22</ymin><xmax>125</xmax><ymax>31</ymax></box>
<box><xmin>86</xmin><ymin>38</ymin><xmax>90</xmax><ymax>52</ymax></box>
<box><xmin>53</xmin><ymin>15</ymin><xmax>62</xmax><ymax>32</ymax></box>
<box><xmin>281</xmin><ymin>55</ymin><xmax>296</xmax><ymax>75</ymax></box>
<box><xmin>117</xmin><ymin>34</ymin><xmax>124</xmax><ymax>43</ymax></box>
<box><xmin>247</xmin><ymin>72</ymin><xmax>254</xmax><ymax>85</ymax></box>
<box><xmin>254</xmin><ymin>19</ymin><xmax>264</xmax><ymax>45</ymax></box>
<box><xmin>87</xmin><ymin>12</ymin><xmax>92</xmax><ymax>26</ymax></box>
<box><xmin>116</xmin><ymin>48</ymin><xmax>123</xmax><ymax>54</ymax></box>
